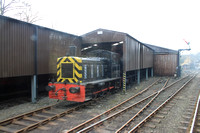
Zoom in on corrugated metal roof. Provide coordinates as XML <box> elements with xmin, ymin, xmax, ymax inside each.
<box><xmin>143</xmin><ymin>43</ymin><xmax>178</xmax><ymax>54</ymax></box>
<box><xmin>0</xmin><ymin>15</ymin><xmax>78</xmax><ymax>38</ymax></box>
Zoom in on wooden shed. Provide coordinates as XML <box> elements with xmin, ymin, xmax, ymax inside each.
<box><xmin>144</xmin><ymin>44</ymin><xmax>178</xmax><ymax>76</ymax></box>
<box><xmin>81</xmin><ymin>29</ymin><xmax>154</xmax><ymax>72</ymax></box>
<box><xmin>81</xmin><ymin>29</ymin><xmax>154</xmax><ymax>88</ymax></box>
<box><xmin>0</xmin><ymin>16</ymin><xmax>81</xmax><ymax>78</ymax></box>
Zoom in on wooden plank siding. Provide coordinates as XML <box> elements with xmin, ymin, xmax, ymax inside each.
<box><xmin>154</xmin><ymin>54</ymin><xmax>178</xmax><ymax>76</ymax></box>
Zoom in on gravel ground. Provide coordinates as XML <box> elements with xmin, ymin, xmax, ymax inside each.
<box><xmin>1</xmin><ymin>73</ymin><xmax>198</xmax><ymax>133</ymax></box>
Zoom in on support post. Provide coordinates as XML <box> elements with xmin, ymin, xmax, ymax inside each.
<box><xmin>177</xmin><ymin>50</ymin><xmax>181</xmax><ymax>77</ymax></box>
<box><xmin>151</xmin><ymin>68</ymin><xmax>153</xmax><ymax>77</ymax></box>
<box><xmin>32</xmin><ymin>27</ymin><xmax>38</xmax><ymax>103</ymax></box>
<box><xmin>137</xmin><ymin>70</ymin><xmax>140</xmax><ymax>84</ymax></box>
<box><xmin>123</xmin><ymin>72</ymin><xmax>126</xmax><ymax>94</ymax></box>
<box><xmin>31</xmin><ymin>75</ymin><xmax>37</xmax><ymax>103</ymax></box>
<box><xmin>146</xmin><ymin>68</ymin><xmax>148</xmax><ymax>80</ymax></box>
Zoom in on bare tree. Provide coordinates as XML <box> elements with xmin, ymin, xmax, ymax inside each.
<box><xmin>0</xmin><ymin>0</ymin><xmax>22</xmax><ymax>15</ymax></box>
<box><xmin>0</xmin><ymin>0</ymin><xmax>41</xmax><ymax>23</ymax></box>
<box><xmin>16</xmin><ymin>2</ymin><xmax>41</xmax><ymax>23</ymax></box>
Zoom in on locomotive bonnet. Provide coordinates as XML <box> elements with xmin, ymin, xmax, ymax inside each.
<box><xmin>47</xmin><ymin>50</ymin><xmax>121</xmax><ymax>102</ymax></box>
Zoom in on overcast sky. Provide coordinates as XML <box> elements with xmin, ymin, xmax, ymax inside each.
<box><xmin>29</xmin><ymin>0</ymin><xmax>199</xmax><ymax>54</ymax></box>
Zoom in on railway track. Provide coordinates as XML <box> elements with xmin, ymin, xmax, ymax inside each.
<box><xmin>0</xmin><ymin>96</ymin><xmax>105</xmax><ymax>133</ymax></box>
<box><xmin>127</xmin><ymin>74</ymin><xmax>196</xmax><ymax>133</ymax></box>
<box><xmin>63</xmin><ymin>78</ymin><xmax>161</xmax><ymax>132</ymax></box>
<box><xmin>0</xmin><ymin>77</ymin><xmax>163</xmax><ymax>133</ymax></box>
<box><xmin>0</xmin><ymin>76</ymin><xmax>191</xmax><ymax>133</ymax></box>
<box><xmin>64</xmin><ymin>75</ymin><xmax>193</xmax><ymax>133</ymax></box>
<box><xmin>188</xmin><ymin>92</ymin><xmax>200</xmax><ymax>133</ymax></box>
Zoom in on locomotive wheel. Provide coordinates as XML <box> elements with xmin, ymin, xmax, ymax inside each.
<box><xmin>92</xmin><ymin>93</ymin><xmax>98</xmax><ymax>99</ymax></box>
<box><xmin>99</xmin><ymin>91</ymin><xmax>104</xmax><ymax>97</ymax></box>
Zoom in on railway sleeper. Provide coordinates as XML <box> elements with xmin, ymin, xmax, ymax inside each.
<box><xmin>150</xmin><ymin>118</ymin><xmax>161</xmax><ymax>123</ymax></box>
<box><xmin>0</xmin><ymin>125</ymin><xmax>17</xmax><ymax>132</ymax></box>
<box><xmin>34</xmin><ymin>114</ymin><xmax>50</xmax><ymax>118</ymax></box>
<box><xmin>42</xmin><ymin>110</ymin><xmax>58</xmax><ymax>115</ymax></box>
<box><xmin>23</xmin><ymin>116</ymin><xmax>41</xmax><ymax>122</ymax></box>
<box><xmin>12</xmin><ymin>120</ymin><xmax>31</xmax><ymax>126</ymax></box>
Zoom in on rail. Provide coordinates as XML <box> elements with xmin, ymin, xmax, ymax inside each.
<box><xmin>66</xmin><ymin>78</ymin><xmax>161</xmax><ymax>133</ymax></box>
<box><xmin>128</xmin><ymin>74</ymin><xmax>196</xmax><ymax>133</ymax></box>
<box><xmin>0</xmin><ymin>98</ymin><xmax>97</xmax><ymax>133</ymax></box>
<box><xmin>115</xmin><ymin>78</ymin><xmax>169</xmax><ymax>133</ymax></box>
<box><xmin>67</xmin><ymin>76</ymin><xmax>190</xmax><ymax>133</ymax></box>
<box><xmin>189</xmin><ymin>92</ymin><xmax>200</xmax><ymax>133</ymax></box>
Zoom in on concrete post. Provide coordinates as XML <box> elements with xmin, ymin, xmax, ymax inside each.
<box><xmin>137</xmin><ymin>70</ymin><xmax>140</xmax><ymax>84</ymax></box>
<box><xmin>146</xmin><ymin>68</ymin><xmax>148</xmax><ymax>80</ymax></box>
<box><xmin>31</xmin><ymin>75</ymin><xmax>37</xmax><ymax>103</ymax></box>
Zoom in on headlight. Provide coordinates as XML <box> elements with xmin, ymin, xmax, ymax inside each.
<box><xmin>69</xmin><ymin>87</ymin><xmax>80</xmax><ymax>93</ymax></box>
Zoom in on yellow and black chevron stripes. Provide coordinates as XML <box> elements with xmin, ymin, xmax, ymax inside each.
<box><xmin>57</xmin><ymin>56</ymin><xmax>82</xmax><ymax>83</ymax></box>
<box><xmin>123</xmin><ymin>72</ymin><xmax>126</xmax><ymax>93</ymax></box>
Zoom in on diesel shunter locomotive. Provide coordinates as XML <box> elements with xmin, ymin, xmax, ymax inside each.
<box><xmin>46</xmin><ymin>50</ymin><xmax>121</xmax><ymax>102</ymax></box>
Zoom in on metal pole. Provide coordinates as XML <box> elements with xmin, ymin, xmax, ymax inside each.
<box><xmin>32</xmin><ymin>27</ymin><xmax>38</xmax><ymax>103</ymax></box>
<box><xmin>31</xmin><ymin>75</ymin><xmax>37</xmax><ymax>103</ymax></box>
<box><xmin>177</xmin><ymin>50</ymin><xmax>181</xmax><ymax>77</ymax></box>
<box><xmin>151</xmin><ymin>68</ymin><xmax>153</xmax><ymax>77</ymax></box>
<box><xmin>137</xmin><ymin>70</ymin><xmax>140</xmax><ymax>84</ymax></box>
<box><xmin>0</xmin><ymin>0</ymin><xmax>2</xmax><ymax>15</ymax></box>
<box><xmin>146</xmin><ymin>68</ymin><xmax>148</xmax><ymax>80</ymax></box>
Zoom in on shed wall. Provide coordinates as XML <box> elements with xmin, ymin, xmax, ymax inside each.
<box><xmin>0</xmin><ymin>17</ymin><xmax>35</xmax><ymax>78</ymax></box>
<box><xmin>37</xmin><ymin>28</ymin><xmax>81</xmax><ymax>74</ymax></box>
<box><xmin>0</xmin><ymin>16</ymin><xmax>81</xmax><ymax>78</ymax></box>
<box><xmin>154</xmin><ymin>54</ymin><xmax>177</xmax><ymax>76</ymax></box>
<box><xmin>125</xmin><ymin>36</ymin><xmax>140</xmax><ymax>71</ymax></box>
<box><xmin>140</xmin><ymin>45</ymin><xmax>154</xmax><ymax>69</ymax></box>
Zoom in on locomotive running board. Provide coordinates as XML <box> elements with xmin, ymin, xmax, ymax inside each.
<box><xmin>80</xmin><ymin>77</ymin><xmax>121</xmax><ymax>86</ymax></box>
